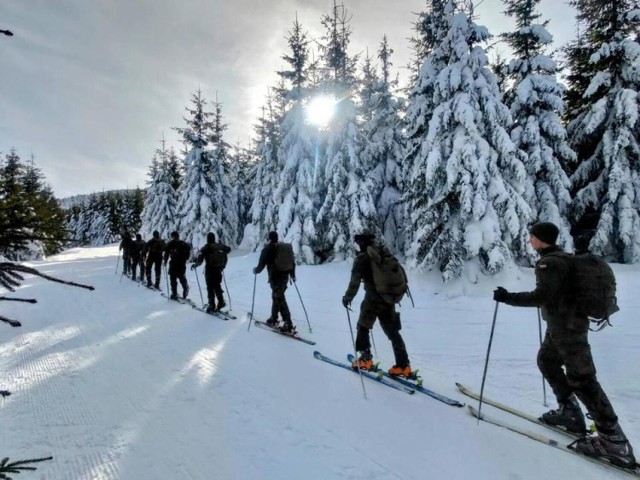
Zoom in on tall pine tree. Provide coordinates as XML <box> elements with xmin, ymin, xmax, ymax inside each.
<box><xmin>566</xmin><ymin>0</ymin><xmax>640</xmax><ymax>261</ymax></box>
<box><xmin>502</xmin><ymin>0</ymin><xmax>575</xmax><ymax>251</ymax></box>
<box><xmin>358</xmin><ymin>38</ymin><xmax>405</xmax><ymax>252</ymax></box>
<box><xmin>405</xmin><ymin>1</ymin><xmax>533</xmax><ymax>281</ymax></box>
<box><xmin>315</xmin><ymin>1</ymin><xmax>363</xmax><ymax>260</ymax></box>
<box><xmin>272</xmin><ymin>17</ymin><xmax>320</xmax><ymax>263</ymax></box>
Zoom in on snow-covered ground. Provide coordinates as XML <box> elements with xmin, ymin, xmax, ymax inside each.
<box><xmin>1</xmin><ymin>245</ymin><xmax>639</xmax><ymax>480</ymax></box>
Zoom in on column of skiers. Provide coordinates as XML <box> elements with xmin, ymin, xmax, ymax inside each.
<box><xmin>118</xmin><ymin>223</ymin><xmax>635</xmax><ymax>470</ymax></box>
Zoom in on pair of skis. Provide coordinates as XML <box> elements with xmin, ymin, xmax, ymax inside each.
<box><xmin>249</xmin><ymin>314</ymin><xmax>316</xmax><ymax>345</ymax></box>
<box><xmin>313</xmin><ymin>352</ymin><xmax>463</xmax><ymax>407</ymax></box>
<box><xmin>161</xmin><ymin>293</ymin><xmax>237</xmax><ymax>320</ymax></box>
<box><xmin>457</xmin><ymin>383</ymin><xmax>640</xmax><ymax>477</ymax></box>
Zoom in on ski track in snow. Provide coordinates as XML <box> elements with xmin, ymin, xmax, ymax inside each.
<box><xmin>1</xmin><ymin>245</ymin><xmax>638</xmax><ymax>479</ymax></box>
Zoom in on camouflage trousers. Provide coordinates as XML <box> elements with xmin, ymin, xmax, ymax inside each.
<box><xmin>269</xmin><ymin>276</ymin><xmax>291</xmax><ymax>323</ymax></box>
<box><xmin>538</xmin><ymin>326</ymin><xmax>618</xmax><ymax>429</ymax></box>
<box><xmin>355</xmin><ymin>293</ymin><xmax>409</xmax><ymax>367</ymax></box>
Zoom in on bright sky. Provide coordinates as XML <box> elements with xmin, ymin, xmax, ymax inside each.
<box><xmin>0</xmin><ymin>0</ymin><xmax>575</xmax><ymax>198</ymax></box>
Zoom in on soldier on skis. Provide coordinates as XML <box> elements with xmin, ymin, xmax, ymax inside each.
<box><xmin>343</xmin><ymin>231</ymin><xmax>412</xmax><ymax>378</ymax></box>
<box><xmin>163</xmin><ymin>231</ymin><xmax>191</xmax><ymax>300</ymax></box>
<box><xmin>493</xmin><ymin>222</ymin><xmax>635</xmax><ymax>468</ymax></box>
<box><xmin>191</xmin><ymin>232</ymin><xmax>231</xmax><ymax>313</ymax></box>
<box><xmin>144</xmin><ymin>230</ymin><xmax>165</xmax><ymax>289</ymax></box>
<box><xmin>253</xmin><ymin>231</ymin><xmax>296</xmax><ymax>333</ymax></box>
<box><xmin>130</xmin><ymin>233</ymin><xmax>146</xmax><ymax>282</ymax></box>
<box><xmin>119</xmin><ymin>232</ymin><xmax>133</xmax><ymax>277</ymax></box>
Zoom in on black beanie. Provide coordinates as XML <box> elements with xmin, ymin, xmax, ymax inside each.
<box><xmin>170</xmin><ymin>231</ymin><xmax>179</xmax><ymax>239</ymax></box>
<box><xmin>207</xmin><ymin>232</ymin><xmax>216</xmax><ymax>243</ymax></box>
<box><xmin>267</xmin><ymin>231</ymin><xmax>278</xmax><ymax>243</ymax></box>
<box><xmin>529</xmin><ymin>222</ymin><xmax>559</xmax><ymax>245</ymax></box>
<box><xmin>153</xmin><ymin>230</ymin><xmax>160</xmax><ymax>238</ymax></box>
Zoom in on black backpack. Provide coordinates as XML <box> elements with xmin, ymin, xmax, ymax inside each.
<box><xmin>175</xmin><ymin>240</ymin><xmax>192</xmax><ymax>262</ymax></box>
<box><xmin>206</xmin><ymin>243</ymin><xmax>229</xmax><ymax>268</ymax></box>
<box><xmin>553</xmin><ymin>252</ymin><xmax>619</xmax><ymax>328</ymax></box>
<box><xmin>366</xmin><ymin>245</ymin><xmax>408</xmax><ymax>305</ymax></box>
<box><xmin>273</xmin><ymin>242</ymin><xmax>295</xmax><ymax>272</ymax></box>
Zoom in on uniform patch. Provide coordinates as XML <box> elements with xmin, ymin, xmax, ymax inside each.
<box><xmin>538</xmin><ymin>263</ymin><xmax>548</xmax><ymax>269</ymax></box>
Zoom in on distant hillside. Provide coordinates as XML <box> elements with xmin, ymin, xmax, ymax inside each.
<box><xmin>59</xmin><ymin>189</ymin><xmax>144</xmax><ymax>210</ymax></box>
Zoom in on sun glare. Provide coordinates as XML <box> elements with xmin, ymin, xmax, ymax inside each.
<box><xmin>305</xmin><ymin>95</ymin><xmax>337</xmax><ymax>127</ymax></box>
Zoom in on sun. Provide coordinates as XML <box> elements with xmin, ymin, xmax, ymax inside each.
<box><xmin>305</xmin><ymin>95</ymin><xmax>337</xmax><ymax>128</ymax></box>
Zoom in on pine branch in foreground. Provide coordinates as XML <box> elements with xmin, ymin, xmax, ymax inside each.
<box><xmin>0</xmin><ymin>456</ymin><xmax>53</xmax><ymax>479</ymax></box>
<box><xmin>0</xmin><ymin>262</ymin><xmax>95</xmax><ymax>327</ymax></box>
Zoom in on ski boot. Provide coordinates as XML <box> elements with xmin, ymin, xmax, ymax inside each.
<box><xmin>572</xmin><ymin>423</ymin><xmax>636</xmax><ymax>469</ymax></box>
<box><xmin>205</xmin><ymin>305</ymin><xmax>216</xmax><ymax>314</ymax></box>
<box><xmin>265</xmin><ymin>317</ymin><xmax>279</xmax><ymax>327</ymax></box>
<box><xmin>170</xmin><ymin>293</ymin><xmax>179</xmax><ymax>300</ymax></box>
<box><xmin>388</xmin><ymin>364</ymin><xmax>412</xmax><ymax>377</ymax></box>
<box><xmin>279</xmin><ymin>322</ymin><xmax>295</xmax><ymax>334</ymax></box>
<box><xmin>351</xmin><ymin>350</ymin><xmax>374</xmax><ymax>371</ymax></box>
<box><xmin>216</xmin><ymin>301</ymin><xmax>227</xmax><ymax>312</ymax></box>
<box><xmin>183</xmin><ymin>286</ymin><xmax>189</xmax><ymax>299</ymax></box>
<box><xmin>540</xmin><ymin>395</ymin><xmax>587</xmax><ymax>434</ymax></box>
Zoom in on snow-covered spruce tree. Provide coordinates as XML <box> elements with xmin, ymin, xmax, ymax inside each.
<box><xmin>314</xmin><ymin>1</ymin><xmax>363</xmax><ymax>260</ymax></box>
<box><xmin>166</xmin><ymin>146</ymin><xmax>183</xmax><ymax>192</ymax></box>
<box><xmin>174</xmin><ymin>89</ymin><xmax>236</xmax><ymax>248</ymax></box>
<box><xmin>406</xmin><ymin>0</ymin><xmax>449</xmax><ymax>84</ymax></box>
<box><xmin>405</xmin><ymin>1</ymin><xmax>533</xmax><ymax>281</ymax></box>
<box><xmin>271</xmin><ymin>17</ymin><xmax>319</xmax><ymax>264</ymax></box>
<box><xmin>229</xmin><ymin>141</ymin><xmax>256</xmax><ymax>245</ymax></box>
<box><xmin>358</xmin><ymin>37</ymin><xmax>405</xmax><ymax>252</ymax></box>
<box><xmin>208</xmin><ymin>95</ymin><xmax>238</xmax><ymax>246</ymax></box>
<box><xmin>89</xmin><ymin>193</ymin><xmax>114</xmax><ymax>246</ymax></box>
<box><xmin>402</xmin><ymin>0</ymin><xmax>450</xmax><ymax>253</ymax></box>
<box><xmin>566</xmin><ymin>0</ymin><xmax>640</xmax><ymax>261</ymax></box>
<box><xmin>243</xmin><ymin>94</ymin><xmax>283</xmax><ymax>250</ymax></box>
<box><xmin>141</xmin><ymin>139</ymin><xmax>179</xmax><ymax>239</ymax></box>
<box><xmin>501</xmin><ymin>0</ymin><xmax>575</xmax><ymax>251</ymax></box>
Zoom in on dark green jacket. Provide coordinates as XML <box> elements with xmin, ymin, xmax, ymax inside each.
<box><xmin>343</xmin><ymin>251</ymin><xmax>377</xmax><ymax>303</ymax></box>
<box><xmin>502</xmin><ymin>246</ymin><xmax>588</xmax><ymax>331</ymax></box>
<box><xmin>255</xmin><ymin>242</ymin><xmax>296</xmax><ymax>283</ymax></box>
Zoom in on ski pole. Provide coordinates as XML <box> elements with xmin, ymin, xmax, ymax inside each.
<box><xmin>223</xmin><ymin>272</ymin><xmax>232</xmax><ymax>311</ymax></box>
<box><xmin>292</xmin><ymin>280</ymin><xmax>312</xmax><ymax>333</ymax></box>
<box><xmin>115</xmin><ymin>254</ymin><xmax>120</xmax><ymax>274</ymax></box>
<box><xmin>478</xmin><ymin>301</ymin><xmax>500</xmax><ymax>424</ymax></box>
<box><xmin>537</xmin><ymin>308</ymin><xmax>548</xmax><ymax>407</ymax></box>
<box><xmin>406</xmin><ymin>286</ymin><xmax>415</xmax><ymax>308</ymax></box>
<box><xmin>164</xmin><ymin>264</ymin><xmax>170</xmax><ymax>299</ymax></box>
<box><xmin>371</xmin><ymin>330</ymin><xmax>378</xmax><ymax>357</ymax></box>
<box><xmin>194</xmin><ymin>266</ymin><xmax>204</xmax><ymax>308</ymax></box>
<box><xmin>346</xmin><ymin>306</ymin><xmax>367</xmax><ymax>400</ymax></box>
<box><xmin>247</xmin><ymin>273</ymin><xmax>257</xmax><ymax>332</ymax></box>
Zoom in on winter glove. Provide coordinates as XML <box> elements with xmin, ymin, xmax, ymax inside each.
<box><xmin>493</xmin><ymin>287</ymin><xmax>510</xmax><ymax>303</ymax></box>
<box><xmin>342</xmin><ymin>296</ymin><xmax>351</xmax><ymax>309</ymax></box>
<box><xmin>190</xmin><ymin>263</ymin><xmax>197</xmax><ymax>271</ymax></box>
<box><xmin>290</xmin><ymin>275</ymin><xmax>296</xmax><ymax>283</ymax></box>
<box><xmin>253</xmin><ymin>267</ymin><xmax>259</xmax><ymax>275</ymax></box>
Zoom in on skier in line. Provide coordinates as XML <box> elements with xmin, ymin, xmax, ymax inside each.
<box><xmin>342</xmin><ymin>231</ymin><xmax>411</xmax><ymax>377</ymax></box>
<box><xmin>119</xmin><ymin>232</ymin><xmax>133</xmax><ymax>277</ymax></box>
<box><xmin>144</xmin><ymin>230</ymin><xmax>165</xmax><ymax>289</ymax></box>
<box><xmin>130</xmin><ymin>233</ymin><xmax>146</xmax><ymax>282</ymax></box>
<box><xmin>163</xmin><ymin>231</ymin><xmax>191</xmax><ymax>300</ymax></box>
<box><xmin>253</xmin><ymin>231</ymin><xmax>296</xmax><ymax>333</ymax></box>
<box><xmin>493</xmin><ymin>222</ymin><xmax>635</xmax><ymax>468</ymax></box>
<box><xmin>191</xmin><ymin>232</ymin><xmax>231</xmax><ymax>313</ymax></box>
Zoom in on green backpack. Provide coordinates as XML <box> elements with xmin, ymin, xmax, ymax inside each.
<box><xmin>551</xmin><ymin>252</ymin><xmax>619</xmax><ymax>328</ymax></box>
<box><xmin>366</xmin><ymin>245</ymin><xmax>408</xmax><ymax>305</ymax></box>
<box><xmin>274</xmin><ymin>242</ymin><xmax>295</xmax><ymax>273</ymax></box>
